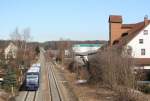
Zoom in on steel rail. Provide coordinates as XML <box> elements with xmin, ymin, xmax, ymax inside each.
<box><xmin>48</xmin><ymin>62</ymin><xmax>64</xmax><ymax>101</ymax></box>
<box><xmin>23</xmin><ymin>91</ymin><xmax>29</xmax><ymax>101</ymax></box>
<box><xmin>33</xmin><ymin>91</ymin><xmax>37</xmax><ymax>101</ymax></box>
<box><xmin>23</xmin><ymin>91</ymin><xmax>37</xmax><ymax>101</ymax></box>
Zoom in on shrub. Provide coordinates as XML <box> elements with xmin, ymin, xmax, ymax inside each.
<box><xmin>3</xmin><ymin>66</ymin><xmax>17</xmax><ymax>92</ymax></box>
<box><xmin>115</xmin><ymin>88</ymin><xmax>148</xmax><ymax>101</ymax></box>
<box><xmin>67</xmin><ymin>61</ymin><xmax>75</xmax><ymax>73</ymax></box>
<box><xmin>89</xmin><ymin>46</ymin><xmax>136</xmax><ymax>89</ymax></box>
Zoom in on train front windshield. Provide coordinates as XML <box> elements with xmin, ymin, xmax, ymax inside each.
<box><xmin>27</xmin><ymin>75</ymin><xmax>38</xmax><ymax>79</ymax></box>
<box><xmin>26</xmin><ymin>73</ymin><xmax>39</xmax><ymax>80</ymax></box>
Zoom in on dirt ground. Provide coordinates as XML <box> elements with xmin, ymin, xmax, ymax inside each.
<box><xmin>61</xmin><ymin>67</ymin><xmax>150</xmax><ymax>101</ymax></box>
<box><xmin>62</xmin><ymin>68</ymin><xmax>116</xmax><ymax>101</ymax></box>
<box><xmin>0</xmin><ymin>90</ymin><xmax>11</xmax><ymax>101</ymax></box>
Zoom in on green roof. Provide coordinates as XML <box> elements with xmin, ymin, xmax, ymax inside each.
<box><xmin>73</xmin><ymin>44</ymin><xmax>101</xmax><ymax>47</ymax></box>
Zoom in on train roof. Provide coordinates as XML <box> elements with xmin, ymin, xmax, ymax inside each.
<box><xmin>36</xmin><ymin>63</ymin><xmax>41</xmax><ymax>66</ymax></box>
<box><xmin>27</xmin><ymin>67</ymin><xmax>40</xmax><ymax>73</ymax></box>
<box><xmin>31</xmin><ymin>66</ymin><xmax>40</xmax><ymax>69</ymax></box>
<box><xmin>32</xmin><ymin>64</ymin><xmax>37</xmax><ymax>67</ymax></box>
<box><xmin>32</xmin><ymin>63</ymin><xmax>41</xmax><ymax>67</ymax></box>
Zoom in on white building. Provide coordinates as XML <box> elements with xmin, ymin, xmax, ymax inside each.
<box><xmin>5</xmin><ymin>42</ymin><xmax>18</xmax><ymax>59</ymax></box>
<box><xmin>127</xmin><ymin>24</ymin><xmax>150</xmax><ymax>58</ymax></box>
<box><xmin>72</xmin><ymin>44</ymin><xmax>101</xmax><ymax>56</ymax></box>
<box><xmin>109</xmin><ymin>15</ymin><xmax>150</xmax><ymax>69</ymax></box>
<box><xmin>72</xmin><ymin>44</ymin><xmax>102</xmax><ymax>65</ymax></box>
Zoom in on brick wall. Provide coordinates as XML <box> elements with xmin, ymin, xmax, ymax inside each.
<box><xmin>109</xmin><ymin>15</ymin><xmax>130</xmax><ymax>45</ymax></box>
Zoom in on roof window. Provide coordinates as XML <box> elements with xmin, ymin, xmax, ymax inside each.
<box><xmin>121</xmin><ymin>33</ymin><xmax>128</xmax><ymax>37</ymax></box>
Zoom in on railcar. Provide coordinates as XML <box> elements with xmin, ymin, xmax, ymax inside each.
<box><xmin>32</xmin><ymin>63</ymin><xmax>41</xmax><ymax>72</ymax></box>
<box><xmin>32</xmin><ymin>63</ymin><xmax>41</xmax><ymax>68</ymax></box>
<box><xmin>26</xmin><ymin>67</ymin><xmax>40</xmax><ymax>90</ymax></box>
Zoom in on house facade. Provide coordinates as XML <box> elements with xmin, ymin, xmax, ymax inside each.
<box><xmin>5</xmin><ymin>42</ymin><xmax>18</xmax><ymax>59</ymax></box>
<box><xmin>109</xmin><ymin>15</ymin><xmax>150</xmax><ymax>69</ymax></box>
<box><xmin>127</xmin><ymin>24</ymin><xmax>150</xmax><ymax>58</ymax></box>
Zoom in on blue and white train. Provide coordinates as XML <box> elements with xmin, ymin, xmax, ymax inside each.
<box><xmin>25</xmin><ymin>63</ymin><xmax>41</xmax><ymax>90</ymax></box>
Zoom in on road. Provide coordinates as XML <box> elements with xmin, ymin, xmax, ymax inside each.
<box><xmin>15</xmin><ymin>49</ymin><xmax>63</xmax><ymax>101</ymax></box>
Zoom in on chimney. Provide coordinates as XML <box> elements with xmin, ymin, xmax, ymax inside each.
<box><xmin>109</xmin><ymin>15</ymin><xmax>122</xmax><ymax>45</ymax></box>
<box><xmin>144</xmin><ymin>15</ymin><xmax>148</xmax><ymax>25</ymax></box>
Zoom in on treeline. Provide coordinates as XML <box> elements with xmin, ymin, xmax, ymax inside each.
<box><xmin>0</xmin><ymin>40</ymin><xmax>107</xmax><ymax>50</ymax></box>
<box><xmin>41</xmin><ymin>40</ymin><xmax>107</xmax><ymax>50</ymax></box>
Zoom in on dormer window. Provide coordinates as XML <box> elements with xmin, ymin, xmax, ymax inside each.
<box><xmin>121</xmin><ymin>33</ymin><xmax>128</xmax><ymax>37</ymax></box>
<box><xmin>139</xmin><ymin>39</ymin><xmax>143</xmax><ymax>44</ymax></box>
<box><xmin>113</xmin><ymin>40</ymin><xmax>119</xmax><ymax>45</ymax></box>
<box><xmin>144</xmin><ymin>30</ymin><xmax>148</xmax><ymax>35</ymax></box>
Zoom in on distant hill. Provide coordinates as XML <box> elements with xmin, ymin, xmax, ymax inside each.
<box><xmin>0</xmin><ymin>40</ymin><xmax>108</xmax><ymax>50</ymax></box>
<box><xmin>41</xmin><ymin>40</ymin><xmax>108</xmax><ymax>50</ymax></box>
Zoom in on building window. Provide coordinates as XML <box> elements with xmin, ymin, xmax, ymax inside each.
<box><xmin>141</xmin><ymin>49</ymin><xmax>145</xmax><ymax>55</ymax></box>
<box><xmin>144</xmin><ymin>30</ymin><xmax>148</xmax><ymax>35</ymax></box>
<box><xmin>139</xmin><ymin>39</ymin><xmax>143</xmax><ymax>44</ymax></box>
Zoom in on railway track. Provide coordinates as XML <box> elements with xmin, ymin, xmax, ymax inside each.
<box><xmin>16</xmin><ymin>50</ymin><xmax>65</xmax><ymax>101</ymax></box>
<box><xmin>48</xmin><ymin>62</ymin><xmax>64</xmax><ymax>101</ymax></box>
<box><xmin>23</xmin><ymin>91</ymin><xmax>37</xmax><ymax>101</ymax></box>
<box><xmin>15</xmin><ymin>91</ymin><xmax>37</xmax><ymax>101</ymax></box>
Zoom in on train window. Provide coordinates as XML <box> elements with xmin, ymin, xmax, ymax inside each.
<box><xmin>27</xmin><ymin>75</ymin><xmax>38</xmax><ymax>79</ymax></box>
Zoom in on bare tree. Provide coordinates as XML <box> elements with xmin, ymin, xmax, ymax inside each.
<box><xmin>58</xmin><ymin>38</ymin><xmax>65</xmax><ymax>65</ymax></box>
<box><xmin>22</xmin><ymin>28</ymin><xmax>30</xmax><ymax>42</ymax></box>
<box><xmin>10</xmin><ymin>27</ymin><xmax>31</xmax><ymax>49</ymax></box>
<box><xmin>22</xmin><ymin>28</ymin><xmax>31</xmax><ymax>57</ymax></box>
<box><xmin>10</xmin><ymin>28</ymin><xmax>22</xmax><ymax>48</ymax></box>
<box><xmin>10</xmin><ymin>28</ymin><xmax>21</xmax><ymax>41</ymax></box>
<box><xmin>89</xmin><ymin>46</ymin><xmax>136</xmax><ymax>89</ymax></box>
<box><xmin>89</xmin><ymin>46</ymin><xmax>148</xmax><ymax>101</ymax></box>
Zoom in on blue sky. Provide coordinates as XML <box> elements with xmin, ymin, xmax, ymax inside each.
<box><xmin>0</xmin><ymin>0</ymin><xmax>150</xmax><ymax>42</ymax></box>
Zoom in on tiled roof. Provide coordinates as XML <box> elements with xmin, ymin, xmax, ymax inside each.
<box><xmin>114</xmin><ymin>21</ymin><xmax>150</xmax><ymax>46</ymax></box>
<box><xmin>122</xmin><ymin>24</ymin><xmax>135</xmax><ymax>28</ymax></box>
<box><xmin>109</xmin><ymin>16</ymin><xmax>150</xmax><ymax>66</ymax></box>
<box><xmin>109</xmin><ymin>15</ymin><xmax>122</xmax><ymax>23</ymax></box>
